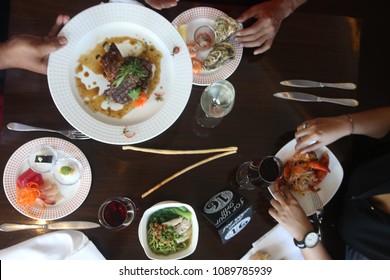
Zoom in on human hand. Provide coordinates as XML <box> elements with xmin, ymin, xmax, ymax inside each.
<box><xmin>235</xmin><ymin>0</ymin><xmax>294</xmax><ymax>55</ymax></box>
<box><xmin>268</xmin><ymin>185</ymin><xmax>314</xmax><ymax>241</ymax></box>
<box><xmin>0</xmin><ymin>14</ymin><xmax>69</xmax><ymax>74</ymax></box>
<box><xmin>294</xmin><ymin>115</ymin><xmax>352</xmax><ymax>153</ymax></box>
<box><xmin>145</xmin><ymin>0</ymin><xmax>179</xmax><ymax>10</ymax></box>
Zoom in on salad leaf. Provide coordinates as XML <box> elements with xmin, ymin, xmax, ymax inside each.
<box><xmin>149</xmin><ymin>207</ymin><xmax>192</xmax><ymax>224</ymax></box>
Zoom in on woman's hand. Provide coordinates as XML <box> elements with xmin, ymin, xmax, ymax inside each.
<box><xmin>294</xmin><ymin>115</ymin><xmax>352</xmax><ymax>153</ymax></box>
<box><xmin>0</xmin><ymin>14</ymin><xmax>69</xmax><ymax>74</ymax></box>
<box><xmin>268</xmin><ymin>186</ymin><xmax>314</xmax><ymax>241</ymax></box>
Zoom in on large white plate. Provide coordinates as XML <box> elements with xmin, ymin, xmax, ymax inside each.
<box><xmin>3</xmin><ymin>137</ymin><xmax>92</xmax><ymax>220</ymax></box>
<box><xmin>172</xmin><ymin>7</ymin><xmax>243</xmax><ymax>86</ymax></box>
<box><xmin>268</xmin><ymin>139</ymin><xmax>344</xmax><ymax>216</ymax></box>
<box><xmin>48</xmin><ymin>3</ymin><xmax>193</xmax><ymax>145</ymax></box>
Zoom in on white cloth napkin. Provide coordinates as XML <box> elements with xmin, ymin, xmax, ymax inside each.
<box><xmin>0</xmin><ymin>230</ymin><xmax>105</xmax><ymax>260</ymax></box>
<box><xmin>241</xmin><ymin>224</ymin><xmax>304</xmax><ymax>260</ymax></box>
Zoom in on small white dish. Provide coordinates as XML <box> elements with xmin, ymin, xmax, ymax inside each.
<box><xmin>138</xmin><ymin>201</ymin><xmax>199</xmax><ymax>260</ymax></box>
<box><xmin>27</xmin><ymin>144</ymin><xmax>57</xmax><ymax>174</ymax></box>
<box><xmin>53</xmin><ymin>157</ymin><xmax>83</xmax><ymax>186</ymax></box>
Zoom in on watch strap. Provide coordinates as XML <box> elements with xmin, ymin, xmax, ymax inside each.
<box><xmin>293</xmin><ymin>231</ymin><xmax>319</xmax><ymax>249</ymax></box>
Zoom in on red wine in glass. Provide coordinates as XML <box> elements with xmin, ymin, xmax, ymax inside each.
<box><xmin>236</xmin><ymin>156</ymin><xmax>283</xmax><ymax>190</ymax></box>
<box><xmin>98</xmin><ymin>197</ymin><xmax>136</xmax><ymax>230</ymax></box>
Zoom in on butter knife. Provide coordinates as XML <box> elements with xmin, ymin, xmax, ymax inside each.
<box><xmin>280</xmin><ymin>80</ymin><xmax>356</xmax><ymax>90</ymax></box>
<box><xmin>0</xmin><ymin>221</ymin><xmax>100</xmax><ymax>232</ymax></box>
<box><xmin>274</xmin><ymin>92</ymin><xmax>359</xmax><ymax>107</ymax></box>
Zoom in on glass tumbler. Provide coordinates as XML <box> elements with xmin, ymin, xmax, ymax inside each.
<box><xmin>236</xmin><ymin>156</ymin><xmax>283</xmax><ymax>190</ymax></box>
<box><xmin>194</xmin><ymin>25</ymin><xmax>215</xmax><ymax>51</ymax></box>
<box><xmin>195</xmin><ymin>80</ymin><xmax>235</xmax><ymax>128</ymax></box>
<box><xmin>98</xmin><ymin>197</ymin><xmax>136</xmax><ymax>230</ymax></box>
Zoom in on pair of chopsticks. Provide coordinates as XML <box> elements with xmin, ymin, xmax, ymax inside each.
<box><xmin>122</xmin><ymin>145</ymin><xmax>238</xmax><ymax>198</ymax></box>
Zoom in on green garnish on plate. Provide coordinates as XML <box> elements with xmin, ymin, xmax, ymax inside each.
<box><xmin>60</xmin><ymin>166</ymin><xmax>74</xmax><ymax>176</ymax></box>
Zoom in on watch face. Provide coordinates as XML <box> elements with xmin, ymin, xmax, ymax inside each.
<box><xmin>305</xmin><ymin>232</ymin><xmax>319</xmax><ymax>248</ymax></box>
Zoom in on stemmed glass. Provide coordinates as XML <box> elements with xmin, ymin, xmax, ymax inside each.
<box><xmin>195</xmin><ymin>80</ymin><xmax>235</xmax><ymax>128</ymax></box>
<box><xmin>236</xmin><ymin>156</ymin><xmax>283</xmax><ymax>190</ymax></box>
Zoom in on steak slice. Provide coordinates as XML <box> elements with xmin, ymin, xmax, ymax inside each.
<box><xmin>100</xmin><ymin>43</ymin><xmax>124</xmax><ymax>83</ymax></box>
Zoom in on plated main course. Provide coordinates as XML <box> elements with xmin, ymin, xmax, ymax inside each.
<box><xmin>75</xmin><ymin>36</ymin><xmax>162</xmax><ymax>119</ymax></box>
<box><xmin>277</xmin><ymin>151</ymin><xmax>330</xmax><ymax>195</ymax></box>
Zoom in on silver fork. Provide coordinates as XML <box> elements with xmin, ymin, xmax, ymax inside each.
<box><xmin>310</xmin><ymin>191</ymin><xmax>324</xmax><ymax>239</ymax></box>
<box><xmin>7</xmin><ymin>122</ymin><xmax>90</xmax><ymax>140</ymax></box>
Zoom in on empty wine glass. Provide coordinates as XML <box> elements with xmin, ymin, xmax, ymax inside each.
<box><xmin>195</xmin><ymin>80</ymin><xmax>235</xmax><ymax>128</ymax></box>
<box><xmin>236</xmin><ymin>156</ymin><xmax>283</xmax><ymax>190</ymax></box>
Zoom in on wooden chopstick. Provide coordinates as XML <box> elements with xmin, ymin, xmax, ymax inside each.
<box><xmin>122</xmin><ymin>145</ymin><xmax>238</xmax><ymax>155</ymax></box>
<box><xmin>141</xmin><ymin>150</ymin><xmax>237</xmax><ymax>198</ymax></box>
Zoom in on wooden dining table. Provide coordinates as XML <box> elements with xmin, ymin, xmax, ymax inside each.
<box><xmin>0</xmin><ymin>0</ymin><xmax>368</xmax><ymax>259</ymax></box>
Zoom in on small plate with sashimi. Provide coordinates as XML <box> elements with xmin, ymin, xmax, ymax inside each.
<box><xmin>3</xmin><ymin>137</ymin><xmax>91</xmax><ymax>220</ymax></box>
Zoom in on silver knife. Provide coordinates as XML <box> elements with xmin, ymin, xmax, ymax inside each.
<box><xmin>280</xmin><ymin>80</ymin><xmax>356</xmax><ymax>90</ymax></box>
<box><xmin>274</xmin><ymin>92</ymin><xmax>359</xmax><ymax>107</ymax></box>
<box><xmin>0</xmin><ymin>221</ymin><xmax>100</xmax><ymax>232</ymax></box>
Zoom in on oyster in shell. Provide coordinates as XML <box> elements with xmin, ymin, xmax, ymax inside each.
<box><xmin>214</xmin><ymin>16</ymin><xmax>241</xmax><ymax>44</ymax></box>
<box><xmin>203</xmin><ymin>42</ymin><xmax>235</xmax><ymax>71</ymax></box>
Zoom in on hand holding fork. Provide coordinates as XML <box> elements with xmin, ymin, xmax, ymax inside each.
<box><xmin>310</xmin><ymin>191</ymin><xmax>324</xmax><ymax>239</ymax></box>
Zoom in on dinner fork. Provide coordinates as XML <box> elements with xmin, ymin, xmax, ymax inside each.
<box><xmin>310</xmin><ymin>191</ymin><xmax>324</xmax><ymax>239</ymax></box>
<box><xmin>7</xmin><ymin>122</ymin><xmax>90</xmax><ymax>140</ymax></box>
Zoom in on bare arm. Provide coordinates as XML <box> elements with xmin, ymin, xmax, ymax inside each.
<box><xmin>295</xmin><ymin>107</ymin><xmax>390</xmax><ymax>153</ymax></box>
<box><xmin>0</xmin><ymin>14</ymin><xmax>69</xmax><ymax>74</ymax></box>
<box><xmin>235</xmin><ymin>0</ymin><xmax>308</xmax><ymax>55</ymax></box>
<box><xmin>268</xmin><ymin>187</ymin><xmax>332</xmax><ymax>259</ymax></box>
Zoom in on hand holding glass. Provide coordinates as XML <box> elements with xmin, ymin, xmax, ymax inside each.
<box><xmin>236</xmin><ymin>156</ymin><xmax>283</xmax><ymax>190</ymax></box>
<box><xmin>195</xmin><ymin>80</ymin><xmax>235</xmax><ymax>128</ymax></box>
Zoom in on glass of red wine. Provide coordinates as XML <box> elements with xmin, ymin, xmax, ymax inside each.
<box><xmin>236</xmin><ymin>156</ymin><xmax>283</xmax><ymax>190</ymax></box>
<box><xmin>98</xmin><ymin>197</ymin><xmax>136</xmax><ymax>230</ymax></box>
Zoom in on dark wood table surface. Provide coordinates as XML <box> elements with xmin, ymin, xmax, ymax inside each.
<box><xmin>0</xmin><ymin>0</ymin><xmax>368</xmax><ymax>259</ymax></box>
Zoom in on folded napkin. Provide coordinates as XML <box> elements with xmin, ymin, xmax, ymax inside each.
<box><xmin>241</xmin><ymin>224</ymin><xmax>304</xmax><ymax>260</ymax></box>
<box><xmin>0</xmin><ymin>230</ymin><xmax>105</xmax><ymax>260</ymax></box>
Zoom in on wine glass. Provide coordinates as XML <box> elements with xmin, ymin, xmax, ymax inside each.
<box><xmin>195</xmin><ymin>80</ymin><xmax>235</xmax><ymax>128</ymax></box>
<box><xmin>98</xmin><ymin>197</ymin><xmax>136</xmax><ymax>230</ymax></box>
<box><xmin>236</xmin><ymin>156</ymin><xmax>283</xmax><ymax>190</ymax></box>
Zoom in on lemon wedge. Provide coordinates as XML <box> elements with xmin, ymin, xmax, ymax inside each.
<box><xmin>178</xmin><ymin>24</ymin><xmax>187</xmax><ymax>43</ymax></box>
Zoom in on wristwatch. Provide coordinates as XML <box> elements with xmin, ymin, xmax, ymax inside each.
<box><xmin>293</xmin><ymin>231</ymin><xmax>320</xmax><ymax>249</ymax></box>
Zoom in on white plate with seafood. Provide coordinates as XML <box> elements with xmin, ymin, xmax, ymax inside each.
<box><xmin>138</xmin><ymin>201</ymin><xmax>199</xmax><ymax>260</ymax></box>
<box><xmin>3</xmin><ymin>137</ymin><xmax>92</xmax><ymax>220</ymax></box>
<box><xmin>48</xmin><ymin>3</ymin><xmax>193</xmax><ymax>145</ymax></box>
<box><xmin>172</xmin><ymin>7</ymin><xmax>243</xmax><ymax>86</ymax></box>
<box><xmin>268</xmin><ymin>139</ymin><xmax>344</xmax><ymax>216</ymax></box>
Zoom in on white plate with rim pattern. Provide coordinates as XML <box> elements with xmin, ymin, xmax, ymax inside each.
<box><xmin>48</xmin><ymin>3</ymin><xmax>193</xmax><ymax>145</ymax></box>
<box><xmin>3</xmin><ymin>137</ymin><xmax>92</xmax><ymax>220</ymax></box>
<box><xmin>172</xmin><ymin>7</ymin><xmax>243</xmax><ymax>86</ymax></box>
